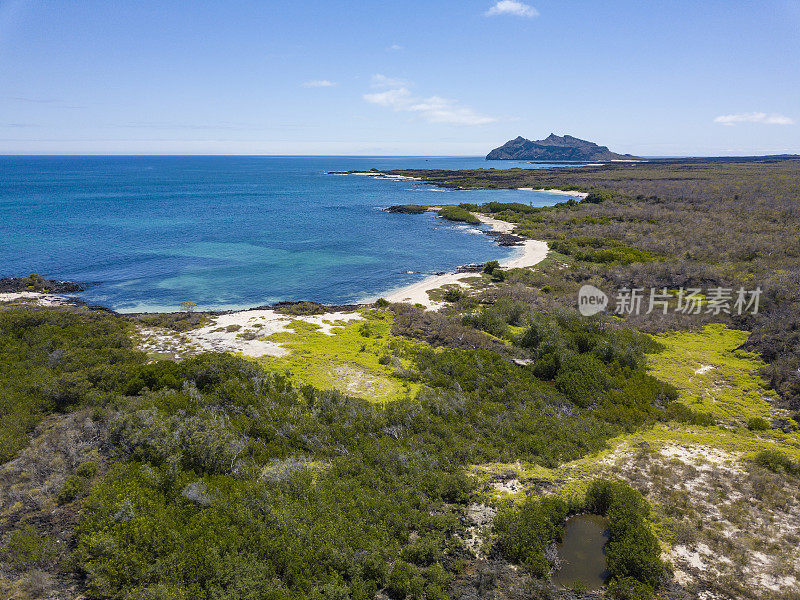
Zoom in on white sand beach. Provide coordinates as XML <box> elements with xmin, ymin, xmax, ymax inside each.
<box><xmin>346</xmin><ymin>172</ymin><xmax>422</xmax><ymax>181</ymax></box>
<box><xmin>516</xmin><ymin>187</ymin><xmax>588</xmax><ymax>198</ymax></box>
<box><xmin>381</xmin><ymin>210</ymin><xmax>548</xmax><ymax>309</ymax></box>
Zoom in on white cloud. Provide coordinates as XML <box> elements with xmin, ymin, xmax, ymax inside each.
<box><xmin>363</xmin><ymin>76</ymin><xmax>496</xmax><ymax>126</ymax></box>
<box><xmin>485</xmin><ymin>1</ymin><xmax>539</xmax><ymax>18</ymax></box>
<box><xmin>714</xmin><ymin>112</ymin><xmax>794</xmax><ymax>126</ymax></box>
<box><xmin>387</xmin><ymin>44</ymin><xmax>403</xmax><ymax>51</ymax></box>
<box><xmin>363</xmin><ymin>87</ymin><xmax>414</xmax><ymax>108</ymax></box>
<box><xmin>302</xmin><ymin>80</ymin><xmax>337</xmax><ymax>88</ymax></box>
<box><xmin>370</xmin><ymin>74</ymin><xmax>409</xmax><ymax>88</ymax></box>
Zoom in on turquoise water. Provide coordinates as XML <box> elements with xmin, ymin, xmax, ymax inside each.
<box><xmin>1</xmin><ymin>156</ymin><xmax>569</xmax><ymax>312</ymax></box>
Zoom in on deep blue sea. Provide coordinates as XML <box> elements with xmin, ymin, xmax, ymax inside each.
<box><xmin>1</xmin><ymin>156</ymin><xmax>573</xmax><ymax>312</ymax></box>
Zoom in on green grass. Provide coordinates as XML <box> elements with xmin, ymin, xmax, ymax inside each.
<box><xmin>472</xmin><ymin>420</ymin><xmax>800</xmax><ymax>508</ymax></box>
<box><xmin>258</xmin><ymin>310</ymin><xmax>422</xmax><ymax>403</ymax></box>
<box><xmin>647</xmin><ymin>324</ymin><xmax>778</xmax><ymax>423</ymax></box>
<box><xmin>472</xmin><ymin>322</ymin><xmax>800</xmax><ymax>501</ymax></box>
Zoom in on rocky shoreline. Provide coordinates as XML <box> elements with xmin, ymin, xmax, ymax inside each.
<box><xmin>385</xmin><ymin>205</ymin><xmax>525</xmax><ymax>247</ymax></box>
<box><xmin>0</xmin><ymin>274</ymin><xmax>85</xmax><ymax>293</ymax></box>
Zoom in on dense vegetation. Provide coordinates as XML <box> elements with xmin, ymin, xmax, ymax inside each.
<box><xmin>76</xmin><ymin>356</ymin><xmax>466</xmax><ymax>600</ymax></box>
<box><xmin>585</xmin><ymin>480</ymin><xmax>665</xmax><ymax>599</ymax></box>
<box><xmin>376</xmin><ymin>158</ymin><xmax>800</xmax><ymax>408</ymax></box>
<box><xmin>0</xmin><ymin>309</ymin><xmax>145</xmax><ymax>462</ymax></box>
<box><xmin>436</xmin><ymin>205</ymin><xmax>480</xmax><ymax>225</ymax></box>
<box><xmin>495</xmin><ymin>479</ymin><xmax>665</xmax><ymax>599</ymax></box>
<box><xmin>0</xmin><ymin>304</ymin><xmax>681</xmax><ymax>599</ymax></box>
<box><xmin>393</xmin><ymin>300</ymin><xmax>677</xmax><ymax>429</ymax></box>
<box><xmin>494</xmin><ymin>495</ymin><xmax>570</xmax><ymax>577</ymax></box>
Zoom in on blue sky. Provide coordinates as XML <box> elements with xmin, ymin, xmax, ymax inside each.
<box><xmin>1</xmin><ymin>0</ymin><xmax>798</xmax><ymax>155</ymax></box>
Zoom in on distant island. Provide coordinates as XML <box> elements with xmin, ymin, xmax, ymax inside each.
<box><xmin>486</xmin><ymin>133</ymin><xmax>640</xmax><ymax>161</ymax></box>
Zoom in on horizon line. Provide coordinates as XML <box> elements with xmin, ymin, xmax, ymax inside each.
<box><xmin>1</xmin><ymin>153</ymin><xmax>797</xmax><ymax>159</ymax></box>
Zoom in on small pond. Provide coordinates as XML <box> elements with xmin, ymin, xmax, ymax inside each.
<box><xmin>553</xmin><ymin>513</ymin><xmax>610</xmax><ymax>591</ymax></box>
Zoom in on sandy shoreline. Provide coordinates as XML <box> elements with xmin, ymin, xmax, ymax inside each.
<box><xmin>345</xmin><ymin>172</ymin><xmax>422</xmax><ymax>181</ymax></box>
<box><xmin>516</xmin><ymin>187</ymin><xmax>588</xmax><ymax>198</ymax></box>
<box><xmin>379</xmin><ymin>210</ymin><xmax>548</xmax><ymax>309</ymax></box>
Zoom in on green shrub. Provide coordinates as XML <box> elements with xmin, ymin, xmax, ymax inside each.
<box><xmin>483</xmin><ymin>260</ymin><xmax>500</xmax><ymax>274</ymax></box>
<box><xmin>607</xmin><ymin>576</ymin><xmax>655</xmax><ymax>600</ymax></box>
<box><xmin>574</xmin><ymin>245</ymin><xmax>654</xmax><ymax>265</ymax></box>
<box><xmin>442</xmin><ymin>288</ymin><xmax>464</xmax><ymax>302</ymax></box>
<box><xmin>549</xmin><ymin>237</ymin><xmax>653</xmax><ymax>265</ymax></box>
<box><xmin>462</xmin><ymin>308</ymin><xmax>509</xmax><ymax>339</ymax></box>
<box><xmin>358</xmin><ymin>553</ymin><xmax>388</xmax><ymax>587</ymax></box>
<box><xmin>746</xmin><ymin>416</ymin><xmax>771</xmax><ymax>431</ymax></box>
<box><xmin>76</xmin><ymin>460</ymin><xmax>99</xmax><ymax>477</ymax></box>
<box><xmin>437</xmin><ymin>205</ymin><xmax>480</xmax><ymax>224</ymax></box>
<box><xmin>494</xmin><ymin>495</ymin><xmax>568</xmax><ymax>577</ymax></box>
<box><xmin>582</xmin><ymin>191</ymin><xmax>616</xmax><ymax>204</ymax></box>
<box><xmin>359</xmin><ymin>322</ymin><xmax>376</xmax><ymax>337</ymax></box>
<box><xmin>401</xmin><ymin>536</ymin><xmax>439</xmax><ymax>566</ymax></box>
<box><xmin>555</xmin><ymin>353</ymin><xmax>611</xmax><ymax>407</ymax></box>
<box><xmin>483</xmin><ymin>201</ymin><xmax>538</xmax><ymax>215</ymax></box>
<box><xmin>374</xmin><ymin>298</ymin><xmax>390</xmax><ymax>308</ymax></box>
<box><xmin>58</xmin><ymin>474</ymin><xmax>88</xmax><ymax>504</ymax></box>
<box><xmin>586</xmin><ymin>479</ymin><xmax>664</xmax><ymax>592</ymax></box>
<box><xmin>753</xmin><ymin>449</ymin><xmax>799</xmax><ymax>475</ymax></box>
<box><xmin>387</xmin><ymin>561</ymin><xmax>423</xmax><ymax>599</ymax></box>
<box><xmin>0</xmin><ymin>525</ymin><xmax>57</xmax><ymax>568</ymax></box>
<box><xmin>665</xmin><ymin>403</ymin><xmax>715</xmax><ymax>426</ymax></box>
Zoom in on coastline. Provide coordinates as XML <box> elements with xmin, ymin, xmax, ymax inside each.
<box><xmin>1</xmin><ymin>182</ymin><xmax>592</xmax><ymax>315</ymax></box>
<box><xmin>379</xmin><ymin>209</ymin><xmax>548</xmax><ymax>309</ymax></box>
<box><xmin>2</xmin><ymin>215</ymin><xmax>547</xmax><ymax>317</ymax></box>
<box><xmin>334</xmin><ymin>169</ymin><xmax>590</xmax><ymax>198</ymax></box>
<box><xmin>2</xmin><ymin>189</ymin><xmax>574</xmax><ymax>314</ymax></box>
<box><xmin>1</xmin><ymin>198</ymin><xmax>553</xmax><ymax>357</ymax></box>
<box><xmin>516</xmin><ymin>187</ymin><xmax>588</xmax><ymax>198</ymax></box>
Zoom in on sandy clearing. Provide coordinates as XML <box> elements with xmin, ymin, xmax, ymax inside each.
<box><xmin>180</xmin><ymin>309</ymin><xmax>364</xmax><ymax>357</ymax></box>
<box><xmin>137</xmin><ymin>309</ymin><xmax>365</xmax><ymax>358</ymax></box>
<box><xmin>491</xmin><ymin>479</ymin><xmax>523</xmax><ymax>494</ymax></box>
<box><xmin>658</xmin><ymin>444</ymin><xmax>740</xmax><ymax>469</ymax></box>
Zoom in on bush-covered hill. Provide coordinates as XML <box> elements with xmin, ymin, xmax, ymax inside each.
<box><xmin>0</xmin><ymin>304</ymin><xmax>682</xmax><ymax>599</ymax></box>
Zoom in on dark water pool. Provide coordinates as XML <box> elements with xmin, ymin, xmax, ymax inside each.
<box><xmin>553</xmin><ymin>513</ymin><xmax>610</xmax><ymax>590</ymax></box>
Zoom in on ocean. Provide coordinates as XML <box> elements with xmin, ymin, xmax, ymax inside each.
<box><xmin>1</xmin><ymin>156</ymin><xmax>572</xmax><ymax>312</ymax></box>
